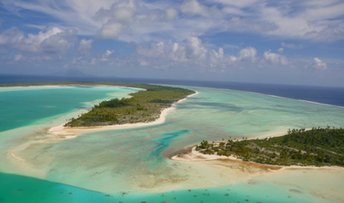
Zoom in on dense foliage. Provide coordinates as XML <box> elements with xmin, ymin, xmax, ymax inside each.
<box><xmin>196</xmin><ymin>127</ymin><xmax>344</xmax><ymax>167</ymax></box>
<box><xmin>65</xmin><ymin>84</ymin><xmax>195</xmax><ymax>127</ymax></box>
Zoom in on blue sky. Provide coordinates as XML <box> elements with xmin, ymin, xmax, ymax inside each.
<box><xmin>0</xmin><ymin>0</ymin><xmax>343</xmax><ymax>87</ymax></box>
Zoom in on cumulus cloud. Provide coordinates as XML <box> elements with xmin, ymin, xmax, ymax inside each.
<box><xmin>264</xmin><ymin>50</ymin><xmax>287</xmax><ymax>65</ymax></box>
<box><xmin>209</xmin><ymin>48</ymin><xmax>225</xmax><ymax>67</ymax></box>
<box><xmin>137</xmin><ymin>37</ymin><xmax>210</xmax><ymax>66</ymax></box>
<box><xmin>313</xmin><ymin>57</ymin><xmax>327</xmax><ymax>70</ymax></box>
<box><xmin>187</xmin><ymin>37</ymin><xmax>207</xmax><ymax>59</ymax></box>
<box><xmin>0</xmin><ymin>27</ymin><xmax>75</xmax><ymax>54</ymax></box>
<box><xmin>137</xmin><ymin>37</ymin><xmax>207</xmax><ymax>62</ymax></box>
<box><xmin>137</xmin><ymin>37</ymin><xmax>262</xmax><ymax>69</ymax></box>
<box><xmin>239</xmin><ymin>47</ymin><xmax>257</xmax><ymax>62</ymax></box>
<box><xmin>90</xmin><ymin>1</ymin><xmax>184</xmax><ymax>42</ymax></box>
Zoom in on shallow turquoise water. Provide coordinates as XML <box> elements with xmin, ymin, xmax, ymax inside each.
<box><xmin>0</xmin><ymin>86</ymin><xmax>137</xmax><ymax>132</ymax></box>
<box><xmin>1</xmin><ymin>85</ymin><xmax>344</xmax><ymax>203</ymax></box>
<box><xmin>0</xmin><ymin>173</ymin><xmax>311</xmax><ymax>203</ymax></box>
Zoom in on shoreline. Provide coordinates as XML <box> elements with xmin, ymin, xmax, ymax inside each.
<box><xmin>48</xmin><ymin>91</ymin><xmax>199</xmax><ymax>139</ymax></box>
<box><xmin>171</xmin><ymin>146</ymin><xmax>344</xmax><ymax>171</ymax></box>
<box><xmin>171</xmin><ymin>147</ymin><xmax>281</xmax><ymax>171</ymax></box>
<box><xmin>0</xmin><ymin>84</ymin><xmax>144</xmax><ymax>91</ymax></box>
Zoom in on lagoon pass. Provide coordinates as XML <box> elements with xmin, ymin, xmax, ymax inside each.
<box><xmin>1</xmin><ymin>85</ymin><xmax>344</xmax><ymax>203</ymax></box>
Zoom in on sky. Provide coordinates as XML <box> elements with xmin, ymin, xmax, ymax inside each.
<box><xmin>0</xmin><ymin>0</ymin><xmax>343</xmax><ymax>87</ymax></box>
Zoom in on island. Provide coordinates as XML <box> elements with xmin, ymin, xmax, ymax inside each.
<box><xmin>193</xmin><ymin>127</ymin><xmax>344</xmax><ymax>167</ymax></box>
<box><xmin>65</xmin><ymin>84</ymin><xmax>195</xmax><ymax>127</ymax></box>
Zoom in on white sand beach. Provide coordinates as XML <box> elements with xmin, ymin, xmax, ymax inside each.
<box><xmin>171</xmin><ymin>144</ymin><xmax>344</xmax><ymax>172</ymax></box>
<box><xmin>47</xmin><ymin>91</ymin><xmax>199</xmax><ymax>139</ymax></box>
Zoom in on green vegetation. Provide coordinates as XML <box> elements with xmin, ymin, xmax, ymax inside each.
<box><xmin>196</xmin><ymin>127</ymin><xmax>344</xmax><ymax>167</ymax></box>
<box><xmin>65</xmin><ymin>84</ymin><xmax>195</xmax><ymax>127</ymax></box>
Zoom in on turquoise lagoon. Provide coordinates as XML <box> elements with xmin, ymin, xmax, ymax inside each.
<box><xmin>0</xmin><ymin>85</ymin><xmax>344</xmax><ymax>203</ymax></box>
<box><xmin>0</xmin><ymin>85</ymin><xmax>139</xmax><ymax>132</ymax></box>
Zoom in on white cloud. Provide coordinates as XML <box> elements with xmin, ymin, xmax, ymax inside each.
<box><xmin>260</xmin><ymin>1</ymin><xmax>344</xmax><ymax>41</ymax></box>
<box><xmin>0</xmin><ymin>2</ymin><xmax>203</xmax><ymax>44</ymax></box>
<box><xmin>137</xmin><ymin>38</ymin><xmax>262</xmax><ymax>70</ymax></box>
<box><xmin>78</xmin><ymin>39</ymin><xmax>93</xmax><ymax>53</ymax></box>
<box><xmin>239</xmin><ymin>47</ymin><xmax>257</xmax><ymax>61</ymax></box>
<box><xmin>137</xmin><ymin>38</ymin><xmax>328</xmax><ymax>72</ymax></box>
<box><xmin>264</xmin><ymin>50</ymin><xmax>288</xmax><ymax>65</ymax></box>
<box><xmin>261</xmin><ymin>7</ymin><xmax>313</xmax><ymax>39</ymax></box>
<box><xmin>111</xmin><ymin>1</ymin><xmax>135</xmax><ymax>22</ymax></box>
<box><xmin>98</xmin><ymin>49</ymin><xmax>113</xmax><ymax>62</ymax></box>
<box><xmin>0</xmin><ymin>27</ymin><xmax>75</xmax><ymax>53</ymax></box>
<box><xmin>209</xmin><ymin>48</ymin><xmax>225</xmax><ymax>67</ymax></box>
<box><xmin>100</xmin><ymin>22</ymin><xmax>123</xmax><ymax>39</ymax></box>
<box><xmin>137</xmin><ymin>37</ymin><xmax>212</xmax><ymax>66</ymax></box>
<box><xmin>3</xmin><ymin>0</ymin><xmax>113</xmax><ymax>35</ymax></box>
<box><xmin>3</xmin><ymin>0</ymin><xmax>344</xmax><ymax>42</ymax></box>
<box><xmin>313</xmin><ymin>57</ymin><xmax>327</xmax><ymax>70</ymax></box>
<box><xmin>91</xmin><ymin>1</ymin><xmax>188</xmax><ymax>42</ymax></box>
<box><xmin>219</xmin><ymin>0</ymin><xmax>344</xmax><ymax>41</ymax></box>
<box><xmin>104</xmin><ymin>49</ymin><xmax>113</xmax><ymax>57</ymax></box>
<box><xmin>181</xmin><ymin>0</ymin><xmax>209</xmax><ymax>16</ymax></box>
<box><xmin>187</xmin><ymin>36</ymin><xmax>207</xmax><ymax>59</ymax></box>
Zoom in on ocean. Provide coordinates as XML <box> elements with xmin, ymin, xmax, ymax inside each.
<box><xmin>1</xmin><ymin>74</ymin><xmax>343</xmax><ymax>107</ymax></box>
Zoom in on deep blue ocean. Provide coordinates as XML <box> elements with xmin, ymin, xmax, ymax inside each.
<box><xmin>1</xmin><ymin>74</ymin><xmax>343</xmax><ymax>107</ymax></box>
